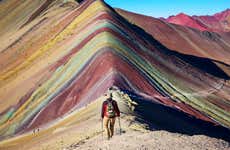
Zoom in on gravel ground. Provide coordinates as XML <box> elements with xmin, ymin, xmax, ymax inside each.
<box><xmin>65</xmin><ymin>119</ymin><xmax>230</xmax><ymax>150</ymax></box>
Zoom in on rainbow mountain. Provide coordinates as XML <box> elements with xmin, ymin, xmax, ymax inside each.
<box><xmin>0</xmin><ymin>0</ymin><xmax>230</xmax><ymax>148</ymax></box>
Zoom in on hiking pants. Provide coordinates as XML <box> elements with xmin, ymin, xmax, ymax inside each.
<box><xmin>103</xmin><ymin>116</ymin><xmax>116</xmax><ymax>138</ymax></box>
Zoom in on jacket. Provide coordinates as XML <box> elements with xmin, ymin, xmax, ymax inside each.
<box><xmin>101</xmin><ymin>98</ymin><xmax>120</xmax><ymax>118</ymax></box>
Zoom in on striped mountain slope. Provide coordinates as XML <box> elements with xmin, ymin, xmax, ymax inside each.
<box><xmin>0</xmin><ymin>0</ymin><xmax>229</xmax><ymax>143</ymax></box>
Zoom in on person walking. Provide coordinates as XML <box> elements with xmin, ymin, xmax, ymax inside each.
<box><xmin>101</xmin><ymin>92</ymin><xmax>120</xmax><ymax>140</ymax></box>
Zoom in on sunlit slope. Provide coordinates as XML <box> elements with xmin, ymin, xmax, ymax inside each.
<box><xmin>0</xmin><ymin>0</ymin><xmax>229</xmax><ymax>142</ymax></box>
<box><xmin>165</xmin><ymin>9</ymin><xmax>230</xmax><ymax>32</ymax></box>
<box><xmin>116</xmin><ymin>9</ymin><xmax>230</xmax><ymax>66</ymax></box>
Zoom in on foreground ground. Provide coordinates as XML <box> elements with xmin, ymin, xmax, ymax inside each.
<box><xmin>65</xmin><ymin>116</ymin><xmax>230</xmax><ymax>150</ymax></box>
<box><xmin>0</xmin><ymin>91</ymin><xmax>229</xmax><ymax>150</ymax></box>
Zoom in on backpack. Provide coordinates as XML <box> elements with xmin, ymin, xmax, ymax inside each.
<box><xmin>106</xmin><ymin>99</ymin><xmax>116</xmax><ymax>118</ymax></box>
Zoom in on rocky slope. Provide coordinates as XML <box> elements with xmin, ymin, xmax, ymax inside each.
<box><xmin>0</xmin><ymin>0</ymin><xmax>230</xmax><ymax>149</ymax></box>
<box><xmin>0</xmin><ymin>89</ymin><xmax>229</xmax><ymax>150</ymax></box>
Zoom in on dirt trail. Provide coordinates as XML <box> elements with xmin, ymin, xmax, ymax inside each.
<box><xmin>64</xmin><ymin>90</ymin><xmax>230</xmax><ymax>150</ymax></box>
<box><xmin>0</xmin><ymin>90</ymin><xmax>229</xmax><ymax>150</ymax></box>
<box><xmin>64</xmin><ymin>115</ymin><xmax>230</xmax><ymax>150</ymax></box>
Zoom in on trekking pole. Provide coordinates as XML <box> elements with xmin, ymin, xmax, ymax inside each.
<box><xmin>118</xmin><ymin>117</ymin><xmax>121</xmax><ymax>135</ymax></box>
<box><xmin>101</xmin><ymin>118</ymin><xmax>103</xmax><ymax>139</ymax></box>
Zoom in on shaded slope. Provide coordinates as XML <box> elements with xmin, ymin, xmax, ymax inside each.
<box><xmin>116</xmin><ymin>8</ymin><xmax>230</xmax><ymax>76</ymax></box>
<box><xmin>0</xmin><ymin>0</ymin><xmax>230</xmax><ymax>144</ymax></box>
<box><xmin>123</xmin><ymin>90</ymin><xmax>230</xmax><ymax>141</ymax></box>
<box><xmin>1</xmin><ymin>93</ymin><xmax>229</xmax><ymax>150</ymax></box>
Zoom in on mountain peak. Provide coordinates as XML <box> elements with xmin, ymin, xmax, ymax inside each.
<box><xmin>220</xmin><ymin>8</ymin><xmax>230</xmax><ymax>14</ymax></box>
<box><xmin>164</xmin><ymin>9</ymin><xmax>230</xmax><ymax>32</ymax></box>
<box><xmin>176</xmin><ymin>12</ymin><xmax>189</xmax><ymax>17</ymax></box>
<box><xmin>1</xmin><ymin>0</ymin><xmax>230</xmax><ymax>147</ymax></box>
<box><xmin>166</xmin><ymin>13</ymin><xmax>190</xmax><ymax>21</ymax></box>
<box><xmin>214</xmin><ymin>8</ymin><xmax>230</xmax><ymax>20</ymax></box>
<box><xmin>165</xmin><ymin>12</ymin><xmax>209</xmax><ymax>30</ymax></box>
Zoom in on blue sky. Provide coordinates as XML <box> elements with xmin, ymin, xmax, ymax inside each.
<box><xmin>105</xmin><ymin>0</ymin><xmax>230</xmax><ymax>18</ymax></box>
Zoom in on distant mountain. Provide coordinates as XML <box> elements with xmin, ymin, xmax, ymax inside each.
<box><xmin>164</xmin><ymin>9</ymin><xmax>230</xmax><ymax>32</ymax></box>
<box><xmin>166</xmin><ymin>13</ymin><xmax>208</xmax><ymax>31</ymax></box>
<box><xmin>116</xmin><ymin>8</ymin><xmax>230</xmax><ymax>67</ymax></box>
<box><xmin>0</xmin><ymin>0</ymin><xmax>230</xmax><ymax>148</ymax></box>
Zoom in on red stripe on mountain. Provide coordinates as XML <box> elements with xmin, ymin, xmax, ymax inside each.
<box><xmin>25</xmin><ymin>49</ymin><xmax>214</xmax><ymax>131</ymax></box>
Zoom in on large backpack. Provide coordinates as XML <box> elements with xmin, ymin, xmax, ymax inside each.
<box><xmin>106</xmin><ymin>99</ymin><xmax>116</xmax><ymax>118</ymax></box>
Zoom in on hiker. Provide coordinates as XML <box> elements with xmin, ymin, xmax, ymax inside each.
<box><xmin>101</xmin><ymin>92</ymin><xmax>120</xmax><ymax>140</ymax></box>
